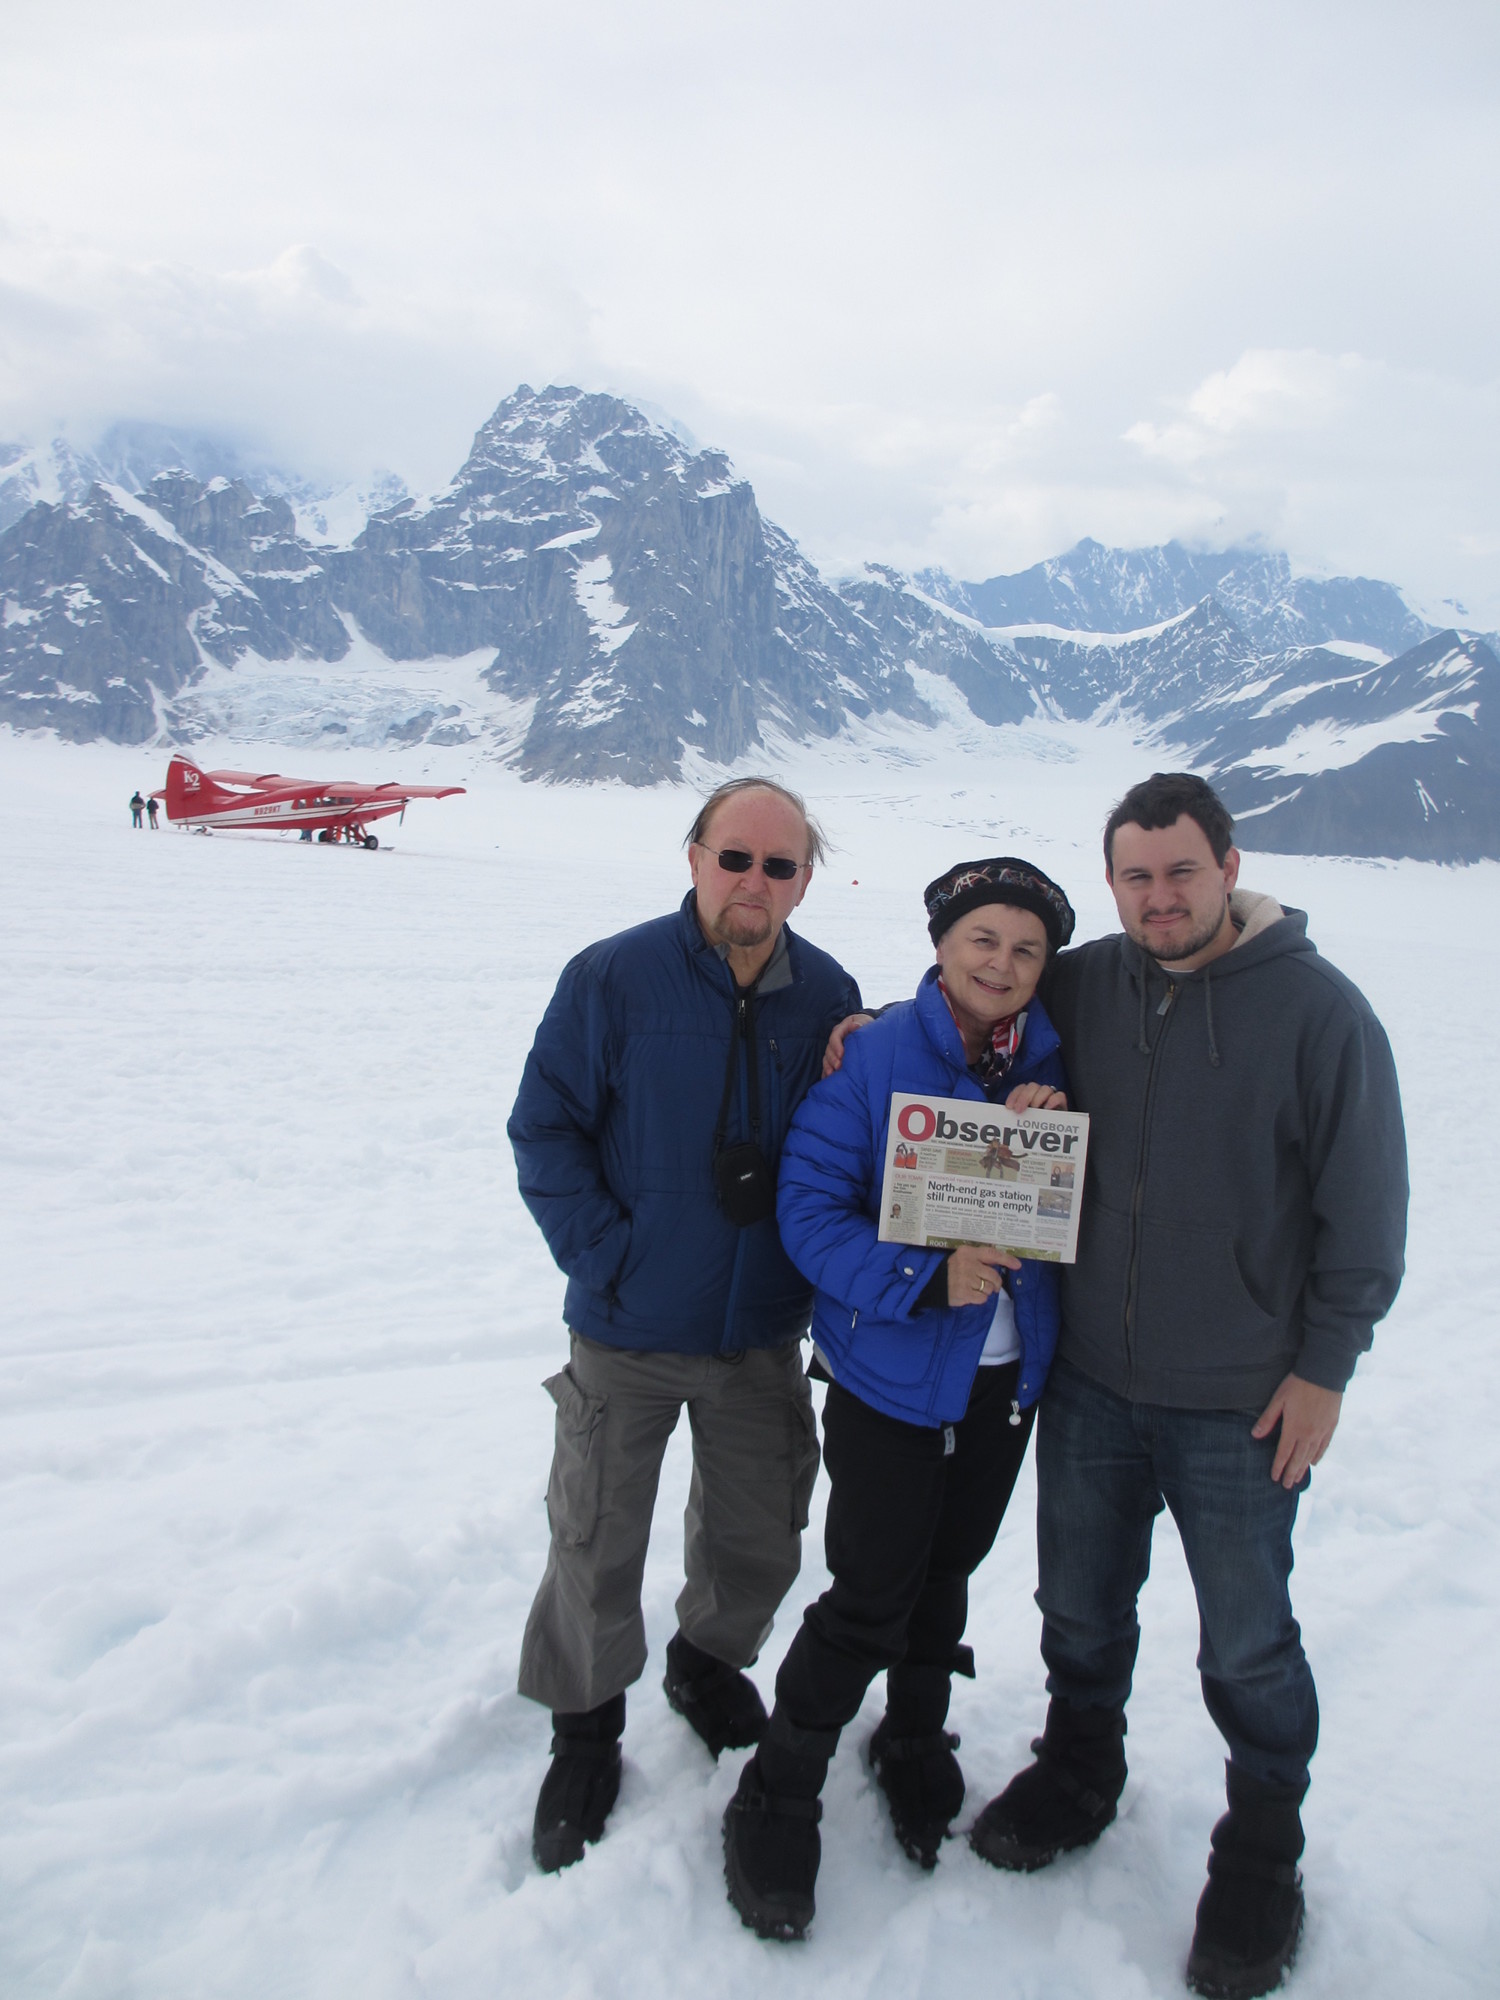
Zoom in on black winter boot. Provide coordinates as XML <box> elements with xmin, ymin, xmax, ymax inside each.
<box><xmin>663</xmin><ymin>1630</ymin><xmax>768</xmax><ymax>1757</ymax></box>
<box><xmin>1186</xmin><ymin>1766</ymin><xmax>1307</xmax><ymax>2000</ymax></box>
<box><xmin>869</xmin><ymin>1659</ymin><xmax>965</xmax><ymax>1869</ymax></box>
<box><xmin>722</xmin><ymin>1711</ymin><xmax>837</xmax><ymax>1941</ymax></box>
<box><xmin>531</xmin><ymin>1693</ymin><xmax>625</xmax><ymax>1873</ymax></box>
<box><xmin>868</xmin><ymin>1717</ymin><xmax>964</xmax><ymax>1869</ymax></box>
<box><xmin>969</xmin><ymin>1698</ymin><xmax>1126</xmax><ymax>1872</ymax></box>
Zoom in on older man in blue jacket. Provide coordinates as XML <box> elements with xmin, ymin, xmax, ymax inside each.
<box><xmin>508</xmin><ymin>777</ymin><xmax>862</xmax><ymax>1873</ymax></box>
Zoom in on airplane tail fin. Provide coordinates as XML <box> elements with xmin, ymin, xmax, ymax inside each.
<box><xmin>163</xmin><ymin>756</ymin><xmax>230</xmax><ymax>821</ymax></box>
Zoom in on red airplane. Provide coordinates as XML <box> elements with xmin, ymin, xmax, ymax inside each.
<box><xmin>155</xmin><ymin>756</ymin><xmax>465</xmax><ymax>848</ymax></box>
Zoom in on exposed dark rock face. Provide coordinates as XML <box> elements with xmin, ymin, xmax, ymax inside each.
<box><xmin>141</xmin><ymin>473</ymin><xmax>348</xmax><ymax>660</ymax></box>
<box><xmin>916</xmin><ymin>542</ymin><xmax>1500</xmax><ymax>858</ymax></box>
<box><xmin>836</xmin><ymin>566</ymin><xmax>1036</xmax><ymax>727</ymax></box>
<box><xmin>2</xmin><ymin>388</ymin><xmax>1496</xmax><ymax>856</ymax></box>
<box><xmin>1006</xmin><ymin>597</ymin><xmax>1263</xmax><ymax>724</ymax></box>
<box><xmin>1</xmin><ymin>487</ymin><xmax>241</xmax><ymax>743</ymax></box>
<box><xmin>0</xmin><ymin>439</ymin><xmax>103</xmax><ymax>536</ymax></box>
<box><xmin>923</xmin><ymin>537</ymin><xmax>1431</xmax><ymax>657</ymax></box>
<box><xmin>1209</xmin><ymin>633</ymin><xmax>1500</xmax><ymax>860</ymax></box>
<box><xmin>0</xmin><ymin>390</ymin><xmax>1016</xmax><ymax>782</ymax></box>
<box><xmin>0</xmin><ymin>479</ymin><xmax>347</xmax><ymax>742</ymax></box>
<box><xmin>985</xmin><ymin>594</ymin><xmax>1499</xmax><ymax>859</ymax></box>
<box><xmin>334</xmin><ymin>386</ymin><xmax>951</xmax><ymax>781</ymax></box>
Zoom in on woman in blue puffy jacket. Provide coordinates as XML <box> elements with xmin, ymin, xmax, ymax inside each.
<box><xmin>723</xmin><ymin>856</ymin><xmax>1076</xmax><ymax>1941</ymax></box>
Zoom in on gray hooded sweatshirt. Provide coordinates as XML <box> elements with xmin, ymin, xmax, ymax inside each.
<box><xmin>1045</xmin><ymin>890</ymin><xmax>1407</xmax><ymax>1409</ymax></box>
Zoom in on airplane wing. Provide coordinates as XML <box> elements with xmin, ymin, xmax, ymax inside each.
<box><xmin>315</xmin><ymin>782</ymin><xmax>467</xmax><ymax>802</ymax></box>
<box><xmin>194</xmin><ymin>768</ymin><xmax>460</xmax><ymax>801</ymax></box>
<box><xmin>370</xmin><ymin>783</ymin><xmax>467</xmax><ymax>800</ymax></box>
<box><xmin>227</xmin><ymin>771</ymin><xmax>334</xmax><ymax>792</ymax></box>
<box><xmin>181</xmin><ymin>769</ymin><xmax>339</xmax><ymax>797</ymax></box>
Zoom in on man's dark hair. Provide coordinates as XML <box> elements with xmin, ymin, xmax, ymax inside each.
<box><xmin>1103</xmin><ymin>772</ymin><xmax>1235</xmax><ymax>873</ymax></box>
<box><xmin>686</xmin><ymin>776</ymin><xmax>828</xmax><ymax>867</ymax></box>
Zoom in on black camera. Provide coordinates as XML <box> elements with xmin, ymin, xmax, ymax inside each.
<box><xmin>713</xmin><ymin>1140</ymin><xmax>776</xmax><ymax>1228</ymax></box>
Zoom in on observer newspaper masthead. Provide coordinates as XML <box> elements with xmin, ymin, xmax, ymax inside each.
<box><xmin>876</xmin><ymin>1091</ymin><xmax>1091</xmax><ymax>1263</ymax></box>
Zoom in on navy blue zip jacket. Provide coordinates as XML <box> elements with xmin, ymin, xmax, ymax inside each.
<box><xmin>777</xmin><ymin>967</ymin><xmax>1067</xmax><ymax>1427</ymax></box>
<box><xmin>508</xmin><ymin>892</ymin><xmax>862</xmax><ymax>1354</ymax></box>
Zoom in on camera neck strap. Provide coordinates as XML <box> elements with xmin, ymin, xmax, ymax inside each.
<box><xmin>713</xmin><ymin>985</ymin><xmax>761</xmax><ymax>1154</ymax></box>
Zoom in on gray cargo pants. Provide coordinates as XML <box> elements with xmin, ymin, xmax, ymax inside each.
<box><xmin>517</xmin><ymin>1332</ymin><xmax>821</xmax><ymax>1715</ymax></box>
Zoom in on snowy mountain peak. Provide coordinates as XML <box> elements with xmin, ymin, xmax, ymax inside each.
<box><xmin>415</xmin><ymin>382</ymin><xmax>744</xmax><ymax>527</ymax></box>
<box><xmin>3</xmin><ymin>383</ymin><xmax>1498</xmax><ymax>855</ymax></box>
<box><xmin>923</xmin><ymin>537</ymin><xmax>1430</xmax><ymax>661</ymax></box>
<box><xmin>0</xmin><ymin>438</ymin><xmax>106</xmax><ymax>535</ymax></box>
<box><xmin>337</xmin><ymin>383</ymin><xmax>977</xmax><ymax>780</ymax></box>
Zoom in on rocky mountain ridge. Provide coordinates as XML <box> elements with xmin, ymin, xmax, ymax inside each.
<box><xmin>336</xmin><ymin>388</ymin><xmax>957</xmax><ymax>781</ymax></box>
<box><xmin>918</xmin><ymin>536</ymin><xmax>1432</xmax><ymax>658</ymax></box>
<box><xmin>0</xmin><ymin>431</ymin><xmax>408</xmax><ymax>550</ymax></box>
<box><xmin>1</xmin><ymin>385</ymin><xmax>1495</xmax><ymax>857</ymax></box>
<box><xmin>911</xmin><ymin>537</ymin><xmax>1498</xmax><ymax>857</ymax></box>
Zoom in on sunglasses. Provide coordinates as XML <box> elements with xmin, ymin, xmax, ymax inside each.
<box><xmin>700</xmin><ymin>844</ymin><xmax>806</xmax><ymax>882</ymax></box>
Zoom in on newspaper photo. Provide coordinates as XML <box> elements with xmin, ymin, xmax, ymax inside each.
<box><xmin>877</xmin><ymin>1091</ymin><xmax>1091</xmax><ymax>1263</ymax></box>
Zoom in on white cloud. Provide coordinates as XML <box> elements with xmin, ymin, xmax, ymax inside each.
<box><xmin>1114</xmin><ymin>348</ymin><xmax>1500</xmax><ymax>621</ymax></box>
<box><xmin>0</xmin><ymin>224</ymin><xmax>599</xmax><ymax>490</ymax></box>
<box><xmin>240</xmin><ymin>246</ymin><xmax>362</xmax><ymax>310</ymax></box>
<box><xmin>0</xmin><ymin>0</ymin><xmax>1497</xmax><ymax>618</ymax></box>
<box><xmin>1125</xmin><ymin>350</ymin><xmax>1366</xmax><ymax>465</ymax></box>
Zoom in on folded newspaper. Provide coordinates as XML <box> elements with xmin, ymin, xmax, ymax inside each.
<box><xmin>876</xmin><ymin>1091</ymin><xmax>1090</xmax><ymax>1263</ymax></box>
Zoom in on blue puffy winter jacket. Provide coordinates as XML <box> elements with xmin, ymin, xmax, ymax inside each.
<box><xmin>777</xmin><ymin>968</ymin><xmax>1066</xmax><ymax>1425</ymax></box>
<box><xmin>508</xmin><ymin>893</ymin><xmax>862</xmax><ymax>1355</ymax></box>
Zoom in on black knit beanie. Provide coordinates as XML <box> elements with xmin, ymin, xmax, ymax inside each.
<box><xmin>923</xmin><ymin>856</ymin><xmax>1076</xmax><ymax>952</ymax></box>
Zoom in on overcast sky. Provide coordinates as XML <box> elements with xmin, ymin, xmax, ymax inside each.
<box><xmin>3</xmin><ymin>0</ymin><xmax>1498</xmax><ymax>618</ymax></box>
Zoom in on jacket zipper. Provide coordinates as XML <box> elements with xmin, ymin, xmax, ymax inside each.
<box><xmin>1123</xmin><ymin>980</ymin><xmax>1178</xmax><ymax>1387</ymax></box>
<box><xmin>720</xmin><ymin>990</ymin><xmax>753</xmax><ymax>1354</ymax></box>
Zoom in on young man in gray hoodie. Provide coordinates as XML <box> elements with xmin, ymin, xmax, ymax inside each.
<box><xmin>968</xmin><ymin>773</ymin><xmax>1407</xmax><ymax>2000</ymax></box>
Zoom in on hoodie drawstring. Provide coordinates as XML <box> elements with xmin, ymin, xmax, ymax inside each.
<box><xmin>1203</xmin><ymin>964</ymin><xmax>1221</xmax><ymax>1068</ymax></box>
<box><xmin>1138</xmin><ymin>958</ymin><xmax>1221</xmax><ymax>1066</ymax></box>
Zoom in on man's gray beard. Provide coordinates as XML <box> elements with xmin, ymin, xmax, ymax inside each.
<box><xmin>707</xmin><ymin>907</ymin><xmax>773</xmax><ymax>950</ymax></box>
<box><xmin>1131</xmin><ymin>898</ymin><xmax>1229</xmax><ymax>965</ymax></box>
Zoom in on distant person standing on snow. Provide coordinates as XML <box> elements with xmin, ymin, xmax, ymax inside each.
<box><xmin>959</xmin><ymin>774</ymin><xmax>1408</xmax><ymax>1999</ymax></box>
<box><xmin>508</xmin><ymin>777</ymin><xmax>864</xmax><ymax>1876</ymax></box>
<box><xmin>146</xmin><ymin>794</ymin><xmax>160</xmax><ymax>828</ymax></box>
<box><xmin>129</xmin><ymin>791</ymin><xmax>145</xmax><ymax>828</ymax></box>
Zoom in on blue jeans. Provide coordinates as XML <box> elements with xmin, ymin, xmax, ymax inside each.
<box><xmin>1036</xmin><ymin>1359</ymin><xmax>1318</xmax><ymax>1790</ymax></box>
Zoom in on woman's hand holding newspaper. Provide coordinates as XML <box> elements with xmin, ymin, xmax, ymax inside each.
<box><xmin>945</xmin><ymin>1240</ymin><xmax>1021</xmax><ymax>1306</ymax></box>
<box><xmin>1004</xmin><ymin>1081</ymin><xmax>1069</xmax><ymax>1111</ymax></box>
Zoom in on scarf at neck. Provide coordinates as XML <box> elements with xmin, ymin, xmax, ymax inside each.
<box><xmin>938</xmin><ymin>977</ymin><xmax>1022</xmax><ymax>1085</ymax></box>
